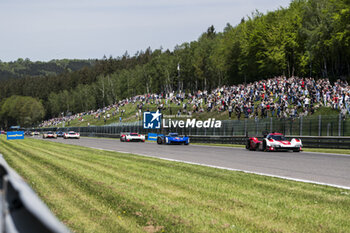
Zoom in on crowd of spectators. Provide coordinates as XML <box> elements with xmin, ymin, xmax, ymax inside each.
<box><xmin>39</xmin><ymin>76</ymin><xmax>350</xmax><ymax>127</ymax></box>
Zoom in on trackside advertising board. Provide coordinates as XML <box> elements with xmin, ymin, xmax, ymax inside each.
<box><xmin>7</xmin><ymin>131</ymin><xmax>24</xmax><ymax>140</ymax></box>
<box><xmin>148</xmin><ymin>133</ymin><xmax>158</xmax><ymax>141</ymax></box>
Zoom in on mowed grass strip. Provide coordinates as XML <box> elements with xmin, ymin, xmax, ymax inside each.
<box><xmin>0</xmin><ymin>136</ymin><xmax>349</xmax><ymax>233</ymax></box>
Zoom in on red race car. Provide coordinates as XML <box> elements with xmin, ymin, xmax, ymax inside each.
<box><xmin>246</xmin><ymin>132</ymin><xmax>302</xmax><ymax>152</ymax></box>
<box><xmin>246</xmin><ymin>136</ymin><xmax>261</xmax><ymax>151</ymax></box>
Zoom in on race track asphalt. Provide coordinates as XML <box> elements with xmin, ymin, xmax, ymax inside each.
<box><xmin>39</xmin><ymin>137</ymin><xmax>350</xmax><ymax>189</ymax></box>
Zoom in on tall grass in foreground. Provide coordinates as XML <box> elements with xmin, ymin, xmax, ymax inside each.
<box><xmin>0</xmin><ymin>136</ymin><xmax>349</xmax><ymax>233</ymax></box>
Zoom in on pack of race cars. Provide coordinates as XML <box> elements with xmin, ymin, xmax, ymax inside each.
<box><xmin>120</xmin><ymin>132</ymin><xmax>189</xmax><ymax>145</ymax></box>
<box><xmin>29</xmin><ymin>130</ymin><xmax>80</xmax><ymax>139</ymax></box>
<box><xmin>119</xmin><ymin>131</ymin><xmax>301</xmax><ymax>152</ymax></box>
<box><xmin>27</xmin><ymin>129</ymin><xmax>302</xmax><ymax>152</ymax></box>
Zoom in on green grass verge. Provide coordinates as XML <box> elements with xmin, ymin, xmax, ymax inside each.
<box><xmin>0</xmin><ymin>136</ymin><xmax>349</xmax><ymax>232</ymax></box>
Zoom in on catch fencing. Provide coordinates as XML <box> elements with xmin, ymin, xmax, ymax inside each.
<box><xmin>33</xmin><ymin>114</ymin><xmax>350</xmax><ymax>148</ymax></box>
<box><xmin>0</xmin><ymin>155</ymin><xmax>70</xmax><ymax>233</ymax></box>
<box><xmin>38</xmin><ymin>114</ymin><xmax>350</xmax><ymax>137</ymax></box>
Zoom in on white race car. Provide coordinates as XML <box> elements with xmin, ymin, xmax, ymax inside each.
<box><xmin>43</xmin><ymin>131</ymin><xmax>57</xmax><ymax>139</ymax></box>
<box><xmin>31</xmin><ymin>131</ymin><xmax>40</xmax><ymax>136</ymax></box>
<box><xmin>120</xmin><ymin>132</ymin><xmax>145</xmax><ymax>142</ymax></box>
<box><xmin>260</xmin><ymin>133</ymin><xmax>302</xmax><ymax>152</ymax></box>
<box><xmin>63</xmin><ymin>131</ymin><xmax>80</xmax><ymax>139</ymax></box>
<box><xmin>247</xmin><ymin>133</ymin><xmax>302</xmax><ymax>152</ymax></box>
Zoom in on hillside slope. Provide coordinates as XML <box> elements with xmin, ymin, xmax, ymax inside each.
<box><xmin>0</xmin><ymin>59</ymin><xmax>95</xmax><ymax>81</ymax></box>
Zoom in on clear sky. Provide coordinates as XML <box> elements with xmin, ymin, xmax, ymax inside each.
<box><xmin>0</xmin><ymin>0</ymin><xmax>291</xmax><ymax>62</ymax></box>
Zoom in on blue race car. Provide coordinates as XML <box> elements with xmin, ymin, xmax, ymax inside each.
<box><xmin>56</xmin><ymin>131</ymin><xmax>65</xmax><ymax>137</ymax></box>
<box><xmin>157</xmin><ymin>133</ymin><xmax>189</xmax><ymax>145</ymax></box>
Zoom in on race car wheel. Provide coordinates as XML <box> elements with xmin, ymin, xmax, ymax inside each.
<box><xmin>262</xmin><ymin>140</ymin><xmax>267</xmax><ymax>152</ymax></box>
<box><xmin>245</xmin><ymin>139</ymin><xmax>250</xmax><ymax>150</ymax></box>
<box><xmin>293</xmin><ymin>149</ymin><xmax>300</xmax><ymax>152</ymax></box>
<box><xmin>254</xmin><ymin>143</ymin><xmax>259</xmax><ymax>151</ymax></box>
<box><xmin>157</xmin><ymin>137</ymin><xmax>163</xmax><ymax>144</ymax></box>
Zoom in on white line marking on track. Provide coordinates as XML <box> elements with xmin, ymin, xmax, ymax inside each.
<box><xmin>89</xmin><ymin>147</ymin><xmax>350</xmax><ymax>190</ymax></box>
<box><xmin>301</xmin><ymin>151</ymin><xmax>350</xmax><ymax>157</ymax></box>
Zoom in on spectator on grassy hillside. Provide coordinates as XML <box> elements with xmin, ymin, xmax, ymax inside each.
<box><xmin>39</xmin><ymin>76</ymin><xmax>350</xmax><ymax>127</ymax></box>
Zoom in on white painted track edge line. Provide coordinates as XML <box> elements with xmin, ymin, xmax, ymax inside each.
<box><xmin>301</xmin><ymin>151</ymin><xmax>350</xmax><ymax>157</ymax></box>
<box><xmin>89</xmin><ymin>147</ymin><xmax>350</xmax><ymax>190</ymax></box>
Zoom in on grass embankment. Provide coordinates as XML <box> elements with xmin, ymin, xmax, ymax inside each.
<box><xmin>0</xmin><ymin>136</ymin><xmax>349</xmax><ymax>232</ymax></box>
<box><xmin>61</xmin><ymin>101</ymin><xmax>233</xmax><ymax>127</ymax></box>
<box><xmin>57</xmin><ymin>101</ymin><xmax>189</xmax><ymax>127</ymax></box>
<box><xmin>56</xmin><ymin>101</ymin><xmax>341</xmax><ymax>128</ymax></box>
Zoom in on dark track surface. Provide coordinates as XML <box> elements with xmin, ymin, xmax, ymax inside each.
<box><xmin>39</xmin><ymin>137</ymin><xmax>350</xmax><ymax>189</ymax></box>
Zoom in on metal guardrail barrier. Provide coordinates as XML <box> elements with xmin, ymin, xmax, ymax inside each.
<box><xmin>0</xmin><ymin>154</ymin><xmax>70</xmax><ymax>233</ymax></box>
<box><xmin>189</xmin><ymin>135</ymin><xmax>247</xmax><ymax>145</ymax></box>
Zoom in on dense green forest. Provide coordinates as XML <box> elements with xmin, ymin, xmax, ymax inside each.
<box><xmin>0</xmin><ymin>96</ymin><xmax>45</xmax><ymax>127</ymax></box>
<box><xmin>0</xmin><ymin>0</ymin><xmax>349</xmax><ymax>127</ymax></box>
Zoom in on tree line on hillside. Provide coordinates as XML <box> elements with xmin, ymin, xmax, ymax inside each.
<box><xmin>0</xmin><ymin>0</ymin><xmax>349</xmax><ymax>127</ymax></box>
<box><xmin>0</xmin><ymin>59</ymin><xmax>96</xmax><ymax>81</ymax></box>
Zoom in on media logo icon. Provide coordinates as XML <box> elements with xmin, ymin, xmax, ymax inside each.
<box><xmin>143</xmin><ymin>110</ymin><xmax>162</xmax><ymax>129</ymax></box>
